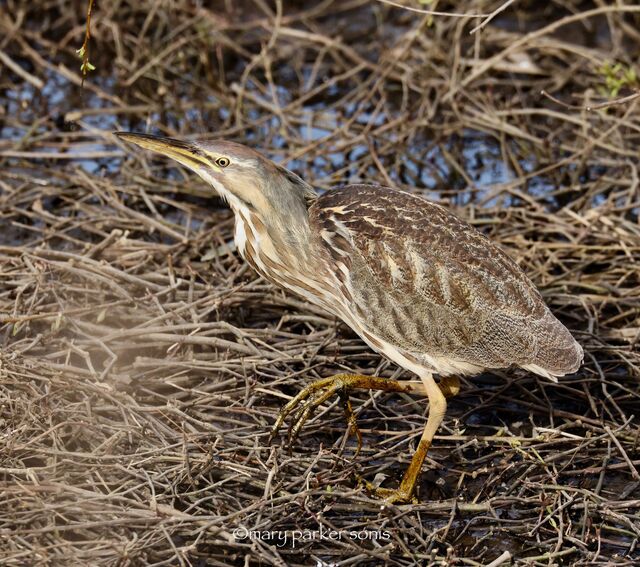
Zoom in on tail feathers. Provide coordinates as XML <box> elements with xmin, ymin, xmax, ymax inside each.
<box><xmin>525</xmin><ymin>314</ymin><xmax>583</xmax><ymax>381</ymax></box>
<box><xmin>522</xmin><ymin>363</ymin><xmax>562</xmax><ymax>383</ymax></box>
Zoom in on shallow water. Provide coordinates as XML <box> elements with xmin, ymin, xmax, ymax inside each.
<box><xmin>1</xmin><ymin>34</ymin><xmax>560</xmax><ymax>210</ymax></box>
<box><xmin>2</xmin><ymin>76</ymin><xmax>553</xmax><ymax>208</ymax></box>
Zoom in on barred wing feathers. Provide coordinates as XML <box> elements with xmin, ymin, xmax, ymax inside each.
<box><xmin>309</xmin><ymin>185</ymin><xmax>582</xmax><ymax>379</ymax></box>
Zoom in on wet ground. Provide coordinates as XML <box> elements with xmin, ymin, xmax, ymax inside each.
<box><xmin>1</xmin><ymin>1</ymin><xmax>640</xmax><ymax>565</ymax></box>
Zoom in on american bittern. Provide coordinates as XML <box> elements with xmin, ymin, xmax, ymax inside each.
<box><xmin>116</xmin><ymin>132</ymin><xmax>583</xmax><ymax>503</ymax></box>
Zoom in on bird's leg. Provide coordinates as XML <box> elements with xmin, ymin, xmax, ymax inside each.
<box><xmin>338</xmin><ymin>390</ymin><xmax>363</xmax><ymax>455</ymax></box>
<box><xmin>269</xmin><ymin>374</ymin><xmax>425</xmax><ymax>448</ymax></box>
<box><xmin>269</xmin><ymin>373</ymin><xmax>458</xmax><ymax>466</ymax></box>
<box><xmin>360</xmin><ymin>372</ymin><xmax>447</xmax><ymax>504</ymax></box>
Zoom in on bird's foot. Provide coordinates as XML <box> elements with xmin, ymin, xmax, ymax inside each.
<box><xmin>354</xmin><ymin>473</ymin><xmax>417</xmax><ymax>504</ymax></box>
<box><xmin>352</xmin><ymin>437</ymin><xmax>433</xmax><ymax>503</ymax></box>
<box><xmin>269</xmin><ymin>373</ymin><xmax>459</xmax><ymax>450</ymax></box>
<box><xmin>439</xmin><ymin>375</ymin><xmax>460</xmax><ymax>398</ymax></box>
<box><xmin>339</xmin><ymin>390</ymin><xmax>363</xmax><ymax>455</ymax></box>
<box><xmin>268</xmin><ymin>374</ymin><xmax>368</xmax><ymax>450</ymax></box>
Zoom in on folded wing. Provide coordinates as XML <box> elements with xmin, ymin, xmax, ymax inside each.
<box><xmin>309</xmin><ymin>185</ymin><xmax>582</xmax><ymax>378</ymax></box>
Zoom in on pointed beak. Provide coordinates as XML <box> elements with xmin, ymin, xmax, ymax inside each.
<box><xmin>114</xmin><ymin>132</ymin><xmax>212</xmax><ymax>170</ymax></box>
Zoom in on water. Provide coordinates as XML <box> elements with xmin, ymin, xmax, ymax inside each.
<box><xmin>2</xmin><ymin>64</ymin><xmax>549</xmax><ymax>203</ymax></box>
<box><xmin>0</xmin><ymin>2</ymin><xmax>628</xmax><ymax>228</ymax></box>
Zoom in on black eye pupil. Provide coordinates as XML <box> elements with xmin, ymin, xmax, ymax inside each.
<box><xmin>217</xmin><ymin>158</ymin><xmax>229</xmax><ymax>167</ymax></box>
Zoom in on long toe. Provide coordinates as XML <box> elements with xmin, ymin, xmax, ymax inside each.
<box><xmin>269</xmin><ymin>377</ymin><xmax>335</xmax><ymax>443</ymax></box>
<box><xmin>339</xmin><ymin>391</ymin><xmax>363</xmax><ymax>455</ymax></box>
<box><xmin>354</xmin><ymin>473</ymin><xmax>417</xmax><ymax>504</ymax></box>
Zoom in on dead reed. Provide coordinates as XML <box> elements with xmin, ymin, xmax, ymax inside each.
<box><xmin>1</xmin><ymin>1</ymin><xmax>639</xmax><ymax>565</ymax></box>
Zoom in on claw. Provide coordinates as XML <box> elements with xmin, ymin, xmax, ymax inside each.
<box><xmin>353</xmin><ymin>472</ymin><xmax>417</xmax><ymax>504</ymax></box>
<box><xmin>270</xmin><ymin>375</ymin><xmax>362</xmax><ymax>449</ymax></box>
<box><xmin>288</xmin><ymin>390</ymin><xmax>321</xmax><ymax>443</ymax></box>
<box><xmin>287</xmin><ymin>383</ymin><xmax>330</xmax><ymax>443</ymax></box>
<box><xmin>339</xmin><ymin>391</ymin><xmax>362</xmax><ymax>456</ymax></box>
<box><xmin>372</xmin><ymin>486</ymin><xmax>418</xmax><ymax>505</ymax></box>
<box><xmin>269</xmin><ymin>372</ymin><xmax>454</xmax><ymax>503</ymax></box>
<box><xmin>268</xmin><ymin>378</ymin><xmax>331</xmax><ymax>445</ymax></box>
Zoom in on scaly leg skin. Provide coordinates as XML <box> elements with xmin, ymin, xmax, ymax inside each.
<box><xmin>269</xmin><ymin>372</ymin><xmax>458</xmax><ymax>503</ymax></box>
<box><xmin>339</xmin><ymin>390</ymin><xmax>363</xmax><ymax>456</ymax></box>
<box><xmin>269</xmin><ymin>374</ymin><xmax>427</xmax><ymax>447</ymax></box>
<box><xmin>359</xmin><ymin>372</ymin><xmax>448</xmax><ymax>504</ymax></box>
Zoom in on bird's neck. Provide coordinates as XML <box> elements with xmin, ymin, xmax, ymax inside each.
<box><xmin>231</xmin><ymin>201</ymin><xmax>313</xmax><ymax>262</ymax></box>
<box><xmin>231</xmin><ymin>196</ymin><xmax>326</xmax><ymax>294</ymax></box>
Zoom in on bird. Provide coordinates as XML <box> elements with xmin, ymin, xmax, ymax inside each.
<box><xmin>115</xmin><ymin>131</ymin><xmax>583</xmax><ymax>503</ymax></box>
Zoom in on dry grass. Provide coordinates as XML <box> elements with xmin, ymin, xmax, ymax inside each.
<box><xmin>1</xmin><ymin>1</ymin><xmax>640</xmax><ymax>565</ymax></box>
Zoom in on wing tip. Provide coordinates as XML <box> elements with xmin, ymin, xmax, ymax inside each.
<box><xmin>523</xmin><ymin>339</ymin><xmax>583</xmax><ymax>382</ymax></box>
<box><xmin>522</xmin><ymin>364</ymin><xmax>560</xmax><ymax>382</ymax></box>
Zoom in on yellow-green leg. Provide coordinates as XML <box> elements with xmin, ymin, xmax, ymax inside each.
<box><xmin>269</xmin><ymin>372</ymin><xmax>459</xmax><ymax>503</ymax></box>
<box><xmin>358</xmin><ymin>372</ymin><xmax>448</xmax><ymax>503</ymax></box>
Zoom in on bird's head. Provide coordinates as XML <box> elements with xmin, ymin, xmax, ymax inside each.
<box><xmin>115</xmin><ymin>132</ymin><xmax>316</xmax><ymax>237</ymax></box>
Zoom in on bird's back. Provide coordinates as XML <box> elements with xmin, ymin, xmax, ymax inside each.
<box><xmin>309</xmin><ymin>184</ymin><xmax>582</xmax><ymax>379</ymax></box>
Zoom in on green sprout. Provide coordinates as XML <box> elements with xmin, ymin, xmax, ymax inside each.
<box><xmin>76</xmin><ymin>46</ymin><xmax>96</xmax><ymax>75</ymax></box>
<box><xmin>419</xmin><ymin>0</ymin><xmax>436</xmax><ymax>27</ymax></box>
<box><xmin>598</xmin><ymin>62</ymin><xmax>638</xmax><ymax>97</ymax></box>
<box><xmin>76</xmin><ymin>0</ymin><xmax>96</xmax><ymax>84</ymax></box>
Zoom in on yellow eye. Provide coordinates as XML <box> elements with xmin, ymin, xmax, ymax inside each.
<box><xmin>215</xmin><ymin>157</ymin><xmax>230</xmax><ymax>168</ymax></box>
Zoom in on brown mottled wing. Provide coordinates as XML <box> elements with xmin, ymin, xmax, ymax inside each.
<box><xmin>309</xmin><ymin>185</ymin><xmax>582</xmax><ymax>377</ymax></box>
